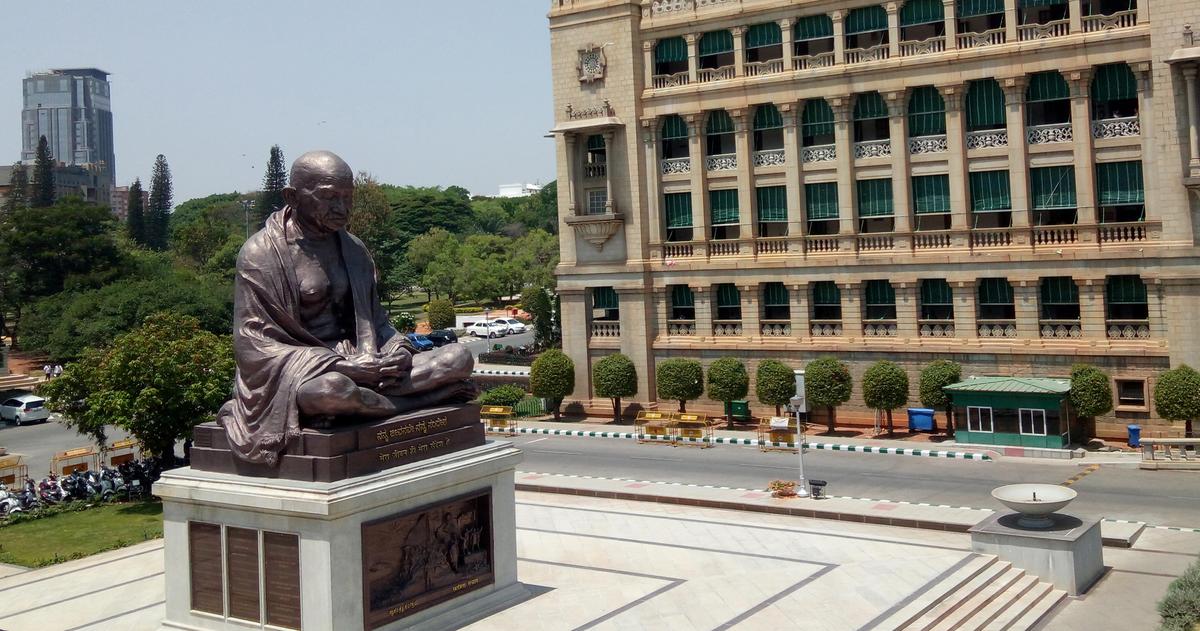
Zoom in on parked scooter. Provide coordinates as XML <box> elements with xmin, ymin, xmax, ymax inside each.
<box><xmin>0</xmin><ymin>483</ymin><xmax>23</xmax><ymax>516</ymax></box>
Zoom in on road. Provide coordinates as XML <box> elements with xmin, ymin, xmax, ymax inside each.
<box><xmin>459</xmin><ymin>330</ymin><xmax>535</xmax><ymax>360</ymax></box>
<box><xmin>0</xmin><ymin>416</ymin><xmax>131</xmax><ymax>475</ymax></box>
<box><xmin>504</xmin><ymin>432</ymin><xmax>1200</xmax><ymax>528</ymax></box>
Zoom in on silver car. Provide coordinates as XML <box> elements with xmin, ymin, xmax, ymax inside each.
<box><xmin>1</xmin><ymin>394</ymin><xmax>51</xmax><ymax>426</ymax></box>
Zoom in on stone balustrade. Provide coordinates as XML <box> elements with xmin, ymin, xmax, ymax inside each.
<box><xmin>857</xmin><ymin>234</ymin><xmax>894</xmax><ymax>252</ymax></box>
<box><xmin>1092</xmin><ymin>116</ymin><xmax>1140</xmax><ymax>139</ymax></box>
<box><xmin>913</xmin><ymin>232</ymin><xmax>952</xmax><ymax>250</ymax></box>
<box><xmin>1026</xmin><ymin>123</ymin><xmax>1073</xmax><ymax>145</ymax></box>
<box><xmin>752</xmin><ymin>149</ymin><xmax>785</xmax><ymax>167</ymax></box>
<box><xmin>584</xmin><ymin>163</ymin><xmax>607</xmax><ymax>178</ymax></box>
<box><xmin>1082</xmin><ymin>10</ymin><xmax>1137</xmax><ymax>33</ymax></box>
<box><xmin>708</xmin><ymin>240</ymin><xmax>741</xmax><ymax>256</ymax></box>
<box><xmin>899</xmin><ymin>36</ymin><xmax>945</xmax><ymax>57</ymax></box>
<box><xmin>1106</xmin><ymin>320</ymin><xmax>1151</xmax><ymax>339</ymax></box>
<box><xmin>1033</xmin><ymin>226</ymin><xmax>1078</xmax><ymax>246</ymax></box>
<box><xmin>801</xmin><ymin>144</ymin><xmax>836</xmax><ymax>163</ymax></box>
<box><xmin>660</xmin><ymin>157</ymin><xmax>691</xmax><ymax>175</ymax></box>
<box><xmin>1140</xmin><ymin>438</ymin><xmax>1200</xmax><ymax>470</ymax></box>
<box><xmin>712</xmin><ymin>320</ymin><xmax>744</xmax><ymax>336</ymax></box>
<box><xmin>863</xmin><ymin>321</ymin><xmax>898</xmax><ymax>337</ymax></box>
<box><xmin>744</xmin><ymin>59</ymin><xmax>784</xmax><ymax>77</ymax></box>
<box><xmin>662</xmin><ymin>242</ymin><xmax>696</xmax><ymax>258</ymax></box>
<box><xmin>667</xmin><ymin>320</ymin><xmax>697</xmax><ymax>336</ymax></box>
<box><xmin>590</xmin><ymin>321</ymin><xmax>621</xmax><ymax>338</ymax></box>
<box><xmin>957</xmin><ymin>28</ymin><xmax>1006</xmax><ymax>49</ymax></box>
<box><xmin>760</xmin><ymin>320</ymin><xmax>791</xmax><ymax>337</ymax></box>
<box><xmin>1099</xmin><ymin>222</ymin><xmax>1149</xmax><ymax>244</ymax></box>
<box><xmin>1039</xmin><ymin>320</ymin><xmax>1083</xmax><ymax>339</ymax></box>
<box><xmin>805</xmin><ymin>236</ymin><xmax>841</xmax><ymax>254</ymax></box>
<box><xmin>1018</xmin><ymin>19</ymin><xmax>1069</xmax><ymax>41</ymax></box>
<box><xmin>970</xmin><ymin>228</ymin><xmax>1015</xmax><ymax>248</ymax></box>
<box><xmin>792</xmin><ymin>53</ymin><xmax>835</xmax><ymax>71</ymax></box>
<box><xmin>918</xmin><ymin>321</ymin><xmax>956</xmax><ymax>338</ymax></box>
<box><xmin>697</xmin><ymin>65</ymin><xmax>735</xmax><ymax>83</ymax></box>
<box><xmin>978</xmin><ymin>321</ymin><xmax>1019</xmax><ymax>338</ymax></box>
<box><xmin>810</xmin><ymin>320</ymin><xmax>843</xmax><ymax>337</ymax></box>
<box><xmin>651</xmin><ymin>71</ymin><xmax>689</xmax><ymax>89</ymax></box>
<box><xmin>845</xmin><ymin>44</ymin><xmax>889</xmax><ymax>64</ymax></box>
<box><xmin>755</xmin><ymin>237</ymin><xmax>789</xmax><ymax>255</ymax></box>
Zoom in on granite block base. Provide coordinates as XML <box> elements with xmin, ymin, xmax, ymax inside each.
<box><xmin>969</xmin><ymin>512</ymin><xmax>1105</xmax><ymax>596</ymax></box>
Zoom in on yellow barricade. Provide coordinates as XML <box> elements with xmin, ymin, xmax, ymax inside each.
<box><xmin>635</xmin><ymin>411</ymin><xmax>674</xmax><ymax>445</ymax></box>
<box><xmin>107</xmin><ymin>438</ymin><xmax>140</xmax><ymax>466</ymax></box>
<box><xmin>0</xmin><ymin>456</ymin><xmax>27</xmax><ymax>486</ymax></box>
<box><xmin>52</xmin><ymin>447</ymin><xmax>98</xmax><ymax>476</ymax></box>
<box><xmin>757</xmin><ymin>417</ymin><xmax>801</xmax><ymax>452</ymax></box>
<box><xmin>674</xmin><ymin>413</ymin><xmax>713</xmax><ymax>449</ymax></box>
<box><xmin>482</xmin><ymin>405</ymin><xmax>517</xmax><ymax>436</ymax></box>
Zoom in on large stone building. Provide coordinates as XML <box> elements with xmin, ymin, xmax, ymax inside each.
<box><xmin>21</xmin><ymin>68</ymin><xmax>115</xmax><ymax>205</ymax></box>
<box><xmin>548</xmin><ymin>0</ymin><xmax>1200</xmax><ymax>438</ymax></box>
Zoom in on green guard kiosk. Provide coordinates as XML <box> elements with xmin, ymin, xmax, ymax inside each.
<box><xmin>944</xmin><ymin>377</ymin><xmax>1078</xmax><ymax>449</ymax></box>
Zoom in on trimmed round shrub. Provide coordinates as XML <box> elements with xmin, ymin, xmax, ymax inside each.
<box><xmin>863</xmin><ymin>360</ymin><xmax>909</xmax><ymax>434</ymax></box>
<box><xmin>530</xmin><ymin>349</ymin><xmax>575</xmax><ymax>420</ymax></box>
<box><xmin>707</xmin><ymin>357</ymin><xmax>749</xmax><ymax>429</ymax></box>
<box><xmin>426</xmin><ymin>299</ymin><xmax>456</xmax><ymax>330</ymax></box>
<box><xmin>593</xmin><ymin>353</ymin><xmax>637</xmax><ymax>422</ymax></box>
<box><xmin>755</xmin><ymin>359</ymin><xmax>795</xmax><ymax>416</ymax></box>
<box><xmin>478</xmin><ymin>384</ymin><xmax>526</xmax><ymax>408</ymax></box>
<box><xmin>919</xmin><ymin>360</ymin><xmax>961</xmax><ymax>434</ymax></box>
<box><xmin>656</xmin><ymin>358</ymin><xmax>704</xmax><ymax>412</ymax></box>
<box><xmin>1155</xmin><ymin>365</ymin><xmax>1200</xmax><ymax>437</ymax></box>
<box><xmin>805</xmin><ymin>356</ymin><xmax>852</xmax><ymax>432</ymax></box>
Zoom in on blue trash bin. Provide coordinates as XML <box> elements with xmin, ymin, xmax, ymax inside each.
<box><xmin>907</xmin><ymin>408</ymin><xmax>935</xmax><ymax>432</ymax></box>
<box><xmin>1127</xmin><ymin>424</ymin><xmax>1142</xmax><ymax>448</ymax></box>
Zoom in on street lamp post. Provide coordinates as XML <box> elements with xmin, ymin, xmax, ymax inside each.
<box><xmin>790</xmin><ymin>394</ymin><xmax>809</xmax><ymax>498</ymax></box>
<box><xmin>241</xmin><ymin>199</ymin><xmax>256</xmax><ymax>238</ymax></box>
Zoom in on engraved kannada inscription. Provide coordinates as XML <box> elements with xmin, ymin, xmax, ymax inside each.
<box><xmin>374</xmin><ymin>416</ymin><xmax>449</xmax><ymax>446</ymax></box>
<box><xmin>361</xmin><ymin>492</ymin><xmax>494</xmax><ymax>630</ymax></box>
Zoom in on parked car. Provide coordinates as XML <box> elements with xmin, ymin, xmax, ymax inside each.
<box><xmin>466</xmin><ymin>321</ymin><xmax>508</xmax><ymax>338</ymax></box>
<box><xmin>493</xmin><ymin>318</ymin><xmax>527</xmax><ymax>334</ymax></box>
<box><xmin>405</xmin><ymin>333</ymin><xmax>435</xmax><ymax>352</ymax></box>
<box><xmin>1</xmin><ymin>394</ymin><xmax>50</xmax><ymax>426</ymax></box>
<box><xmin>426</xmin><ymin>329</ymin><xmax>459</xmax><ymax>347</ymax></box>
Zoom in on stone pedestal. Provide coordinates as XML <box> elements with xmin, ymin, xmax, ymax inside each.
<box><xmin>155</xmin><ymin>440</ymin><xmax>526</xmax><ymax>631</ymax></box>
<box><xmin>969</xmin><ymin>512</ymin><xmax>1104</xmax><ymax>596</ymax></box>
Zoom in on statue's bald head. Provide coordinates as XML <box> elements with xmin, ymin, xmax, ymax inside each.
<box><xmin>289</xmin><ymin>150</ymin><xmax>353</xmax><ymax>191</ymax></box>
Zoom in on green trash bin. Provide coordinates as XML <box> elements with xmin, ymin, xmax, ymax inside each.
<box><xmin>727</xmin><ymin>400</ymin><xmax>751</xmax><ymax>422</ymax></box>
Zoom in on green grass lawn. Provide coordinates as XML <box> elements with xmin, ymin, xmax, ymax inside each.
<box><xmin>0</xmin><ymin>501</ymin><xmax>163</xmax><ymax>567</ymax></box>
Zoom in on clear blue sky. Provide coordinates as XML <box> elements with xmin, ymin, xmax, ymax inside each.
<box><xmin>4</xmin><ymin>1</ymin><xmax>555</xmax><ymax>202</ymax></box>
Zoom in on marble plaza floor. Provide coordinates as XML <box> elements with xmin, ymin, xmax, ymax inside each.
<box><xmin>0</xmin><ymin>490</ymin><xmax>1193</xmax><ymax>630</ymax></box>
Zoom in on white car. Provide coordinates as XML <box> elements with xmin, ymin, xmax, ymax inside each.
<box><xmin>466</xmin><ymin>321</ymin><xmax>508</xmax><ymax>338</ymax></box>
<box><xmin>493</xmin><ymin>318</ymin><xmax>527</xmax><ymax>334</ymax></box>
<box><xmin>1</xmin><ymin>394</ymin><xmax>51</xmax><ymax>426</ymax></box>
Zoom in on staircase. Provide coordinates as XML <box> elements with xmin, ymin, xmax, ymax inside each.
<box><xmin>870</xmin><ymin>555</ymin><xmax>1066</xmax><ymax>630</ymax></box>
<box><xmin>0</xmin><ymin>373</ymin><xmax>40</xmax><ymax>392</ymax></box>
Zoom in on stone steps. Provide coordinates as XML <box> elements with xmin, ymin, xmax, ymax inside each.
<box><xmin>868</xmin><ymin>555</ymin><xmax>999</xmax><ymax>630</ymax></box>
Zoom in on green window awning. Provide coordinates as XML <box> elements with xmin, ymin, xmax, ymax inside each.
<box><xmin>1027</xmin><ymin>71</ymin><xmax>1070</xmax><ymax>103</ymax></box>
<box><xmin>958</xmin><ymin>0</ymin><xmax>1005</xmax><ymax>18</ymax></box>
<box><xmin>586</xmin><ymin>134</ymin><xmax>605</xmax><ymax>150</ymax></box>
<box><xmin>921</xmin><ymin>279</ymin><xmax>953</xmax><ymax>305</ymax></box>
<box><xmin>756</xmin><ymin>186</ymin><xmax>788</xmax><ymax>223</ymax></box>
<box><xmin>593</xmin><ymin>287</ymin><xmax>619</xmax><ymax>310</ymax></box>
<box><xmin>763</xmin><ymin>282</ymin><xmax>789</xmax><ymax>306</ymax></box>
<box><xmin>846</xmin><ymin>6</ymin><xmax>888</xmax><ymax>34</ymax></box>
<box><xmin>912</xmin><ymin>175</ymin><xmax>951</xmax><ymax>214</ymax></box>
<box><xmin>802</xmin><ymin>99</ymin><xmax>834</xmax><ymax>137</ymax></box>
<box><xmin>857</xmin><ymin>179</ymin><xmax>894</xmax><ymax>217</ymax></box>
<box><xmin>1096</xmin><ymin>161</ymin><xmax>1144</xmax><ymax>206</ymax></box>
<box><xmin>655</xmin><ymin>37</ymin><xmax>688</xmax><ymax>64</ymax></box>
<box><xmin>805</xmin><ymin>182</ymin><xmax>839</xmax><ymax>220</ymax></box>
<box><xmin>671</xmin><ymin>285</ymin><xmax>694</xmax><ymax>308</ymax></box>
<box><xmin>865</xmin><ymin>280</ymin><xmax>896</xmax><ymax>305</ymax></box>
<box><xmin>1086</xmin><ymin>0</ymin><xmax>1134</xmax><ymax>14</ymax></box>
<box><xmin>710</xmin><ymin>189</ymin><xmax>739</xmax><ymax>225</ymax></box>
<box><xmin>1030</xmin><ymin>166</ymin><xmax>1077</xmax><ymax>209</ymax></box>
<box><xmin>716</xmin><ymin>284</ymin><xmax>741</xmax><ymax>308</ymax></box>
<box><xmin>753</xmin><ymin>104</ymin><xmax>782</xmax><ymax>130</ymax></box>
<box><xmin>854</xmin><ymin>91</ymin><xmax>888</xmax><ymax>121</ymax></box>
<box><xmin>1106</xmin><ymin>275</ymin><xmax>1147</xmax><ymax>304</ymax></box>
<box><xmin>1040</xmin><ymin>277</ymin><xmax>1079</xmax><ymax>305</ymax></box>
<box><xmin>794</xmin><ymin>14</ymin><xmax>834</xmax><ymax>40</ymax></box>
<box><xmin>901</xmin><ymin>0</ymin><xmax>945</xmax><ymax>26</ymax></box>
<box><xmin>1092</xmin><ymin>63</ymin><xmax>1137</xmax><ymax>103</ymax></box>
<box><xmin>908</xmin><ymin>86</ymin><xmax>946</xmax><ymax>137</ymax></box>
<box><xmin>706</xmin><ymin>110</ymin><xmax>734</xmax><ymax>135</ymax></box>
<box><xmin>979</xmin><ymin>278</ymin><xmax>1014</xmax><ymax>305</ymax></box>
<box><xmin>812</xmin><ymin>281</ymin><xmax>841</xmax><ymax>305</ymax></box>
<box><xmin>664</xmin><ymin>192</ymin><xmax>693</xmax><ymax>228</ymax></box>
<box><xmin>662</xmin><ymin>115</ymin><xmax>688</xmax><ymax>139</ymax></box>
<box><xmin>747</xmin><ymin>22</ymin><xmax>782</xmax><ymax>48</ymax></box>
<box><xmin>1020</xmin><ymin>0</ymin><xmax>1067</xmax><ymax>6</ymax></box>
<box><xmin>966</xmin><ymin>79</ymin><xmax>1006</xmax><ymax>130</ymax></box>
<box><xmin>969</xmin><ymin>170</ymin><xmax>1012</xmax><ymax>212</ymax></box>
<box><xmin>699</xmin><ymin>30</ymin><xmax>733</xmax><ymax>56</ymax></box>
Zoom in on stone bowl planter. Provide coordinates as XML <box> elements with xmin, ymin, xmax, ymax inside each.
<box><xmin>991</xmin><ymin>484</ymin><xmax>1077</xmax><ymax>529</ymax></box>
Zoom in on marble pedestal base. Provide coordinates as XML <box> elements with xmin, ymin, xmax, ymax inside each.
<box><xmin>969</xmin><ymin>512</ymin><xmax>1104</xmax><ymax>596</ymax></box>
<box><xmin>155</xmin><ymin>441</ymin><xmax>525</xmax><ymax>631</ymax></box>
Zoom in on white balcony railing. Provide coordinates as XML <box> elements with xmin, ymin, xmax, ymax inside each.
<box><xmin>899</xmin><ymin>36</ymin><xmax>945</xmax><ymax>57</ymax></box>
<box><xmin>652</xmin><ymin>71</ymin><xmax>689</xmax><ymax>89</ymax></box>
<box><xmin>957</xmin><ymin>28</ymin><xmax>1006</xmax><ymax>49</ymax></box>
<box><xmin>752</xmin><ymin>149</ymin><xmax>785</xmax><ymax>167</ymax></box>
<box><xmin>584</xmin><ymin>163</ymin><xmax>607</xmax><ymax>178</ymax></box>
<box><xmin>863</xmin><ymin>322</ymin><xmax>898</xmax><ymax>337</ymax></box>
<box><xmin>792</xmin><ymin>52</ymin><xmax>836</xmax><ymax>71</ymax></box>
<box><xmin>1033</xmin><ymin>226</ymin><xmax>1078</xmax><ymax>246</ymax></box>
<box><xmin>705</xmin><ymin>153</ymin><xmax>737</xmax><ymax>171</ymax></box>
<box><xmin>1106</xmin><ymin>320</ymin><xmax>1151</xmax><ymax>339</ymax></box>
<box><xmin>1099</xmin><ymin>222</ymin><xmax>1148</xmax><ymax>243</ymax></box>
<box><xmin>698</xmin><ymin>65</ymin><xmax>735</xmax><ymax>83</ymax></box>
<box><xmin>978</xmin><ymin>321</ymin><xmax>1018</xmax><ymax>338</ymax></box>
<box><xmin>845</xmin><ymin>44</ymin><xmax>889</xmax><ymax>64</ymax></box>
<box><xmin>810</xmin><ymin>321</ymin><xmax>843</xmax><ymax>336</ymax></box>
<box><xmin>1082</xmin><ymin>10</ymin><xmax>1137</xmax><ymax>32</ymax></box>
<box><xmin>854</xmin><ymin>139</ymin><xmax>892</xmax><ymax>159</ymax></box>
<box><xmin>1018</xmin><ymin>19</ymin><xmax>1069</xmax><ymax>41</ymax></box>
<box><xmin>971</xmin><ymin>229</ymin><xmax>1015</xmax><ymax>248</ymax></box>
<box><xmin>966</xmin><ymin>129</ymin><xmax>1009</xmax><ymax>150</ymax></box>
<box><xmin>801</xmin><ymin>144</ymin><xmax>836</xmax><ymax>163</ymax></box>
<box><xmin>591</xmin><ymin>321</ymin><xmax>620</xmax><ymax>338</ymax></box>
<box><xmin>1027</xmin><ymin>123</ymin><xmax>1073</xmax><ymax>145</ymax></box>
<box><xmin>662</xmin><ymin>242</ymin><xmax>695</xmax><ymax>258</ymax></box>
<box><xmin>745</xmin><ymin>59</ymin><xmax>784</xmax><ymax>77</ymax></box>
<box><xmin>1040</xmin><ymin>320</ymin><xmax>1082</xmax><ymax>339</ymax></box>
<box><xmin>805</xmin><ymin>236</ymin><xmax>840</xmax><ymax>253</ymax></box>
<box><xmin>713</xmin><ymin>320</ymin><xmax>744</xmax><ymax>336</ymax></box>
<box><xmin>755</xmin><ymin>237</ymin><xmax>789</xmax><ymax>254</ymax></box>
<box><xmin>1092</xmin><ymin>116</ymin><xmax>1140</xmax><ymax>139</ymax></box>
<box><xmin>909</xmin><ymin>135</ymin><xmax>948</xmax><ymax>155</ymax></box>
<box><xmin>660</xmin><ymin>157</ymin><xmax>691</xmax><ymax>175</ymax></box>
<box><xmin>913</xmin><ymin>232</ymin><xmax>952</xmax><ymax>250</ymax></box>
<box><xmin>857</xmin><ymin>234</ymin><xmax>895</xmax><ymax>252</ymax></box>
<box><xmin>708</xmin><ymin>240</ymin><xmax>740</xmax><ymax>256</ymax></box>
<box><xmin>668</xmin><ymin>320</ymin><xmax>697</xmax><ymax>336</ymax></box>
<box><xmin>761</xmin><ymin>321</ymin><xmax>792</xmax><ymax>337</ymax></box>
<box><xmin>919</xmin><ymin>322</ymin><xmax>956</xmax><ymax>337</ymax></box>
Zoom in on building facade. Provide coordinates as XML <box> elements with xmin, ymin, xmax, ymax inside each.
<box><xmin>548</xmin><ymin>0</ymin><xmax>1200</xmax><ymax>438</ymax></box>
<box><xmin>21</xmin><ymin>68</ymin><xmax>115</xmax><ymax>203</ymax></box>
<box><xmin>109</xmin><ymin>184</ymin><xmax>147</xmax><ymax>221</ymax></box>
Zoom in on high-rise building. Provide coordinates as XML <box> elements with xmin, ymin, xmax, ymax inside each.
<box><xmin>21</xmin><ymin>68</ymin><xmax>115</xmax><ymax>203</ymax></box>
<box><xmin>109</xmin><ymin>184</ymin><xmax>148</xmax><ymax>221</ymax></box>
<box><xmin>548</xmin><ymin>0</ymin><xmax>1200</xmax><ymax>440</ymax></box>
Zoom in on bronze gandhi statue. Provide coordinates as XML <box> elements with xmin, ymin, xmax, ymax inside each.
<box><xmin>217</xmin><ymin>151</ymin><xmax>475</xmax><ymax>465</ymax></box>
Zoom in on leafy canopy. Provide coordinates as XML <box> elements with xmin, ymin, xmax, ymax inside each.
<box><xmin>478</xmin><ymin>384</ymin><xmax>527</xmax><ymax>408</ymax></box>
<box><xmin>426</xmin><ymin>299</ymin><xmax>456</xmax><ymax>330</ymax></box>
<box><xmin>656</xmin><ymin>359</ymin><xmax>704</xmax><ymax>406</ymax></box>
<box><xmin>863</xmin><ymin>360</ymin><xmax>909</xmax><ymax>411</ymax></box>
<box><xmin>707</xmin><ymin>357</ymin><xmax>749</xmax><ymax>403</ymax></box>
<box><xmin>755</xmin><ymin>360</ymin><xmax>795</xmax><ymax>410</ymax></box>
<box><xmin>919</xmin><ymin>360</ymin><xmax>961</xmax><ymax>410</ymax></box>
<box><xmin>1155</xmin><ymin>365</ymin><xmax>1200</xmax><ymax>423</ymax></box>
<box><xmin>593</xmin><ymin>354</ymin><xmax>638</xmax><ymax>399</ymax></box>
<box><xmin>805</xmin><ymin>357</ymin><xmax>852</xmax><ymax>409</ymax></box>
<box><xmin>1069</xmin><ymin>363</ymin><xmax>1114</xmax><ymax>419</ymax></box>
<box><xmin>530</xmin><ymin>349</ymin><xmax>575</xmax><ymax>401</ymax></box>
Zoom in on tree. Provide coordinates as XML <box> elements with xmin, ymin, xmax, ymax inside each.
<box><xmin>406</xmin><ymin>228</ymin><xmax>460</xmax><ymax>300</ymax></box>
<box><xmin>756</xmin><ymin>359</ymin><xmax>795</xmax><ymax>416</ymax></box>
<box><xmin>41</xmin><ymin>313</ymin><xmax>234</xmax><ymax>462</ymax></box>
<box><xmin>593</xmin><ymin>354</ymin><xmax>637</xmax><ymax>423</ymax></box>
<box><xmin>530</xmin><ymin>349</ymin><xmax>575</xmax><ymax>420</ymax></box>
<box><xmin>30</xmin><ymin>136</ymin><xmax>56</xmax><ymax>208</ymax></box>
<box><xmin>126</xmin><ymin>178</ymin><xmax>147</xmax><ymax>246</ymax></box>
<box><xmin>805</xmin><ymin>357</ymin><xmax>852</xmax><ymax>433</ymax></box>
<box><xmin>708</xmin><ymin>357</ymin><xmax>749</xmax><ymax>429</ymax></box>
<box><xmin>258</xmin><ymin>145</ymin><xmax>286</xmax><ymax>225</ymax></box>
<box><xmin>478</xmin><ymin>384</ymin><xmax>527</xmax><ymax>409</ymax></box>
<box><xmin>39</xmin><ymin>346</ymin><xmax>111</xmax><ymax>448</ymax></box>
<box><xmin>426</xmin><ymin>299</ymin><xmax>456</xmax><ymax>330</ymax></box>
<box><xmin>0</xmin><ymin>198</ymin><xmax>124</xmax><ymax>301</ymax></box>
<box><xmin>656</xmin><ymin>358</ymin><xmax>704</xmax><ymax>412</ymax></box>
<box><xmin>348</xmin><ymin>173</ymin><xmax>405</xmax><ymax>299</ymax></box>
<box><xmin>919</xmin><ymin>360</ymin><xmax>961</xmax><ymax>435</ymax></box>
<box><xmin>147</xmin><ymin>154</ymin><xmax>173</xmax><ymax>250</ymax></box>
<box><xmin>863</xmin><ymin>360</ymin><xmax>909</xmax><ymax>436</ymax></box>
<box><xmin>1155</xmin><ymin>365</ymin><xmax>1200</xmax><ymax>438</ymax></box>
<box><xmin>3</xmin><ymin>163</ymin><xmax>28</xmax><ymax>213</ymax></box>
<box><xmin>1070</xmin><ymin>363</ymin><xmax>1113</xmax><ymax>439</ymax></box>
<box><xmin>522</xmin><ymin>285</ymin><xmax>554</xmax><ymax>345</ymax></box>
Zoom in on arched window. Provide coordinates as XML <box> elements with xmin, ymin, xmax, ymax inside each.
<box><xmin>908</xmin><ymin>86</ymin><xmax>946</xmax><ymax>138</ymax></box>
<box><xmin>977</xmin><ymin>278</ymin><xmax>1015</xmax><ymax>320</ymax></box>
<box><xmin>801</xmin><ymin>99</ymin><xmax>834</xmax><ymax>147</ymax></box>
<box><xmin>699</xmin><ymin>30</ymin><xmax>734</xmax><ymax>70</ymax></box>
<box><xmin>900</xmin><ymin>0</ymin><xmax>946</xmax><ymax>42</ymax></box>
<box><xmin>1105</xmin><ymin>275</ymin><xmax>1147</xmax><ymax>321</ymax></box>
<box><xmin>1019</xmin><ymin>0</ymin><xmax>1069</xmax><ymax>27</ymax></box>
<box><xmin>752</xmin><ymin>104</ymin><xmax>783</xmax><ymax>151</ymax></box>
<box><xmin>920</xmin><ymin>279</ymin><xmax>954</xmax><ymax>320</ymax></box>
<box><xmin>746</xmin><ymin>22</ymin><xmax>782</xmax><ymax>63</ymax></box>
<box><xmin>811</xmin><ymin>282</ymin><xmax>842</xmax><ymax>321</ymax></box>
<box><xmin>864</xmin><ymin>280</ymin><xmax>897</xmax><ymax>320</ymax></box>
<box><xmin>705</xmin><ymin>110</ymin><xmax>735</xmax><ymax>156</ymax></box>
<box><xmin>1026</xmin><ymin>71</ymin><xmax>1071</xmax><ymax>127</ymax></box>
<box><xmin>965</xmin><ymin>79</ymin><xmax>1005</xmax><ymax>131</ymax></box>
<box><xmin>957</xmin><ymin>0</ymin><xmax>1006</xmax><ymax>35</ymax></box>
<box><xmin>794</xmin><ymin>14</ymin><xmax>834</xmax><ymax>59</ymax></box>
<box><xmin>660</xmin><ymin>115</ymin><xmax>688</xmax><ymax>159</ymax></box>
<box><xmin>1091</xmin><ymin>63</ymin><xmax>1138</xmax><ymax>121</ymax></box>
<box><xmin>846</xmin><ymin>6</ymin><xmax>889</xmax><ymax>50</ymax></box>
<box><xmin>1039</xmin><ymin>277</ymin><xmax>1080</xmax><ymax>321</ymax></box>
<box><xmin>654</xmin><ymin>37</ymin><xmax>688</xmax><ymax>77</ymax></box>
<box><xmin>762</xmin><ymin>283</ymin><xmax>790</xmax><ymax>320</ymax></box>
<box><xmin>853</xmin><ymin>91</ymin><xmax>889</xmax><ymax>142</ymax></box>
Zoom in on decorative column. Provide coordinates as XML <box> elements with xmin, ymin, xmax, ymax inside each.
<box><xmin>694</xmin><ymin>287</ymin><xmax>713</xmax><ymax>338</ymax></box>
<box><xmin>886</xmin><ymin>3</ymin><xmax>901</xmax><ymax>58</ymax></box>
<box><xmin>617</xmin><ymin>288</ymin><xmax>656</xmax><ymax>400</ymax></box>
<box><xmin>831</xmin><ymin>96</ymin><xmax>856</xmax><ymax>238</ymax></box>
<box><xmin>642</xmin><ymin>119</ymin><xmax>663</xmax><ymax>250</ymax></box>
<box><xmin>781</xmin><ymin>103</ymin><xmax>805</xmax><ymax>241</ymax></box>
<box><xmin>1078</xmin><ymin>280</ymin><xmax>1106</xmax><ymax>340</ymax></box>
<box><xmin>558</xmin><ymin>289</ymin><xmax>591</xmax><ymax>400</ymax></box>
<box><xmin>1068</xmin><ymin>69</ymin><xmax>1097</xmax><ymax>232</ymax></box>
<box><xmin>940</xmin><ymin>84</ymin><xmax>971</xmax><ymax>242</ymax></box>
<box><xmin>1184</xmin><ymin>66</ymin><xmax>1200</xmax><ymax>172</ymax></box>
<box><xmin>742</xmin><ymin>284</ymin><xmax>761</xmax><ymax>338</ymax></box>
<box><xmin>564</xmin><ymin>133</ymin><xmax>579</xmax><ymax>215</ymax></box>
<box><xmin>643</xmin><ymin>40</ymin><xmax>656</xmax><ymax>89</ymax></box>
<box><xmin>602</xmin><ymin>129</ymin><xmax>616</xmax><ymax>214</ymax></box>
<box><xmin>653</xmin><ymin>287</ymin><xmax>669</xmax><ymax>341</ymax></box>
<box><xmin>732</xmin><ymin>26</ymin><xmax>747</xmax><ymax>78</ymax></box>
<box><xmin>954</xmin><ymin>280</ymin><xmax>978</xmax><ymax>338</ymax></box>
<box><xmin>732</xmin><ymin>108</ymin><xmax>755</xmax><ymax>243</ymax></box>
<box><xmin>842</xmin><ymin>282</ymin><xmax>864</xmax><ymax>342</ymax></box>
<box><xmin>1002</xmin><ymin>77</ymin><xmax>1031</xmax><ymax>231</ymax></box>
<box><xmin>1013</xmin><ymin>280</ymin><xmax>1040</xmax><ymax>339</ymax></box>
<box><xmin>558</xmin><ymin>133</ymin><xmax>579</xmax><ymax>265</ymax></box>
<box><xmin>687</xmin><ymin>113</ymin><xmax>709</xmax><ymax>251</ymax></box>
<box><xmin>887</xmin><ymin>91</ymin><xmax>913</xmax><ymax>241</ymax></box>
<box><xmin>1068</xmin><ymin>0</ymin><xmax>1082</xmax><ymax>34</ymax></box>
<box><xmin>1004</xmin><ymin>0</ymin><xmax>1018</xmax><ymax>44</ymax></box>
<box><xmin>832</xmin><ymin>10</ymin><xmax>846</xmax><ymax>66</ymax></box>
<box><xmin>791</xmin><ymin>282</ymin><xmax>810</xmax><ymax>339</ymax></box>
<box><xmin>943</xmin><ymin>0</ymin><xmax>958</xmax><ymax>50</ymax></box>
<box><xmin>895</xmin><ymin>282</ymin><xmax>919</xmax><ymax>339</ymax></box>
<box><xmin>779</xmin><ymin>18</ymin><xmax>794</xmax><ymax>71</ymax></box>
<box><xmin>1145</xmin><ymin>278</ymin><xmax>1165</xmax><ymax>339</ymax></box>
<box><xmin>686</xmin><ymin>33</ymin><xmax>699</xmax><ymax>84</ymax></box>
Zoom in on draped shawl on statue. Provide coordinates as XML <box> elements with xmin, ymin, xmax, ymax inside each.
<box><xmin>217</xmin><ymin>207</ymin><xmax>397</xmax><ymax>465</ymax></box>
